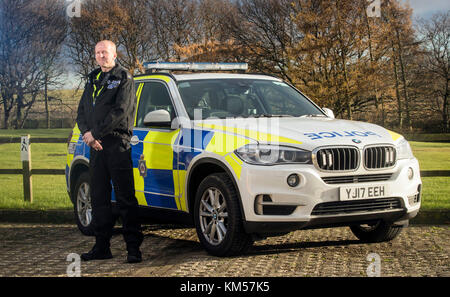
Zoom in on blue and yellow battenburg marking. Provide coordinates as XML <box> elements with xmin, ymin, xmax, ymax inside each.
<box><xmin>129</xmin><ymin>125</ymin><xmax>257</xmax><ymax>212</ymax></box>
<box><xmin>131</xmin><ymin>128</ymin><xmax>181</xmax><ymax>209</ymax></box>
<box><xmin>68</xmin><ymin>122</ymin><xmax>292</xmax><ymax>212</ymax></box>
<box><xmin>66</xmin><ymin>124</ymin><xmax>82</xmax><ymax>188</ymax></box>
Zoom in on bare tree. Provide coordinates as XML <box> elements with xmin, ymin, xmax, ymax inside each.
<box><xmin>0</xmin><ymin>0</ymin><xmax>67</xmax><ymax>129</ymax></box>
<box><xmin>417</xmin><ymin>11</ymin><xmax>450</xmax><ymax>131</ymax></box>
<box><xmin>67</xmin><ymin>0</ymin><xmax>156</xmax><ymax>78</ymax></box>
<box><xmin>226</xmin><ymin>0</ymin><xmax>300</xmax><ymax>84</ymax></box>
<box><xmin>147</xmin><ymin>0</ymin><xmax>199</xmax><ymax>61</ymax></box>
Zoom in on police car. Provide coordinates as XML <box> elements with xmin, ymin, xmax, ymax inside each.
<box><xmin>66</xmin><ymin>62</ymin><xmax>421</xmax><ymax>256</ymax></box>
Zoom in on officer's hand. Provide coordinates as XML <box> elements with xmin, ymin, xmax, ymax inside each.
<box><xmin>92</xmin><ymin>140</ymin><xmax>103</xmax><ymax>151</ymax></box>
<box><xmin>82</xmin><ymin>131</ymin><xmax>95</xmax><ymax>146</ymax></box>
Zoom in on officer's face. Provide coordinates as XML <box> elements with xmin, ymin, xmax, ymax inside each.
<box><xmin>95</xmin><ymin>41</ymin><xmax>117</xmax><ymax>70</ymax></box>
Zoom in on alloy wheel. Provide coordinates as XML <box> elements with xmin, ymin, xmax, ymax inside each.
<box><xmin>76</xmin><ymin>182</ymin><xmax>92</xmax><ymax>227</ymax></box>
<box><xmin>199</xmin><ymin>187</ymin><xmax>228</xmax><ymax>246</ymax></box>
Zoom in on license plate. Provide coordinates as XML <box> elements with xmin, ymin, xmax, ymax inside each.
<box><xmin>340</xmin><ymin>184</ymin><xmax>389</xmax><ymax>201</ymax></box>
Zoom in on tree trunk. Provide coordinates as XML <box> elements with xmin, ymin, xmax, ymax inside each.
<box><xmin>364</xmin><ymin>13</ymin><xmax>384</xmax><ymax>125</ymax></box>
<box><xmin>334</xmin><ymin>3</ymin><xmax>352</xmax><ymax>120</ymax></box>
<box><xmin>443</xmin><ymin>78</ymin><xmax>449</xmax><ymax>132</ymax></box>
<box><xmin>391</xmin><ymin>42</ymin><xmax>403</xmax><ymax>129</ymax></box>
<box><xmin>15</xmin><ymin>94</ymin><xmax>23</xmax><ymax>129</ymax></box>
<box><xmin>44</xmin><ymin>75</ymin><xmax>50</xmax><ymax>129</ymax></box>
<box><xmin>1</xmin><ymin>90</ymin><xmax>12</xmax><ymax>129</ymax></box>
<box><xmin>3</xmin><ymin>108</ymin><xmax>9</xmax><ymax>129</ymax></box>
<box><xmin>395</xmin><ymin>29</ymin><xmax>412</xmax><ymax>131</ymax></box>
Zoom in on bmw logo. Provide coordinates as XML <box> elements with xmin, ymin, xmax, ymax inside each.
<box><xmin>352</xmin><ymin>139</ymin><xmax>362</xmax><ymax>144</ymax></box>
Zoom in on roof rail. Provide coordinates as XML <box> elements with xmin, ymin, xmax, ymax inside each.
<box><xmin>144</xmin><ymin>62</ymin><xmax>248</xmax><ymax>73</ymax></box>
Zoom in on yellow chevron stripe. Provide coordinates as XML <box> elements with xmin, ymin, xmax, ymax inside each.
<box><xmin>387</xmin><ymin>130</ymin><xmax>403</xmax><ymax>141</ymax></box>
<box><xmin>225</xmin><ymin>153</ymin><xmax>243</xmax><ymax>180</ymax></box>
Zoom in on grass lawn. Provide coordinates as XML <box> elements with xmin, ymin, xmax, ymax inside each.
<box><xmin>0</xmin><ymin>128</ymin><xmax>71</xmax><ymax>139</ymax></box>
<box><xmin>410</xmin><ymin>142</ymin><xmax>450</xmax><ymax>211</ymax></box>
<box><xmin>0</xmin><ymin>129</ymin><xmax>448</xmax><ymax>211</ymax></box>
<box><xmin>0</xmin><ymin>175</ymin><xmax>71</xmax><ymax>210</ymax></box>
<box><xmin>0</xmin><ymin>129</ymin><xmax>72</xmax><ymax>210</ymax></box>
<box><xmin>420</xmin><ymin>177</ymin><xmax>450</xmax><ymax>210</ymax></box>
<box><xmin>409</xmin><ymin>141</ymin><xmax>450</xmax><ymax>171</ymax></box>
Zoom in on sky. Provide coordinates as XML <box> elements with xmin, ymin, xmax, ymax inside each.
<box><xmin>401</xmin><ymin>0</ymin><xmax>450</xmax><ymax>20</ymax></box>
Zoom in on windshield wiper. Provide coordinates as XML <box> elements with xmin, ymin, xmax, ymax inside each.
<box><xmin>253</xmin><ymin>114</ymin><xmax>293</xmax><ymax>118</ymax></box>
<box><xmin>299</xmin><ymin>114</ymin><xmax>326</xmax><ymax>118</ymax></box>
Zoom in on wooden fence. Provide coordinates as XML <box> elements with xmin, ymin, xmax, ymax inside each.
<box><xmin>0</xmin><ymin>136</ymin><xmax>449</xmax><ymax>203</ymax></box>
<box><xmin>0</xmin><ymin>135</ymin><xmax>66</xmax><ymax>203</ymax></box>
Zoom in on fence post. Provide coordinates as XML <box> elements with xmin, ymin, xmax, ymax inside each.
<box><xmin>21</xmin><ymin>135</ymin><xmax>33</xmax><ymax>203</ymax></box>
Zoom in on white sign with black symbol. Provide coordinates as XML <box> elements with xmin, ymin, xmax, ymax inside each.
<box><xmin>21</xmin><ymin>136</ymin><xmax>30</xmax><ymax>161</ymax></box>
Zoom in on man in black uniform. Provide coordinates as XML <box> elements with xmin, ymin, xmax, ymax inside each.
<box><xmin>77</xmin><ymin>40</ymin><xmax>143</xmax><ymax>263</ymax></box>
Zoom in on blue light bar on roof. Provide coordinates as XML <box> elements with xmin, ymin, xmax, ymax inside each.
<box><xmin>144</xmin><ymin>62</ymin><xmax>248</xmax><ymax>71</ymax></box>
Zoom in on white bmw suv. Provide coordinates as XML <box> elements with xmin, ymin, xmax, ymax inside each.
<box><xmin>66</xmin><ymin>62</ymin><xmax>421</xmax><ymax>256</ymax></box>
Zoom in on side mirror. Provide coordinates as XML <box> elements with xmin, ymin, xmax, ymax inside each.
<box><xmin>322</xmin><ymin>107</ymin><xmax>335</xmax><ymax>119</ymax></box>
<box><xmin>143</xmin><ymin>109</ymin><xmax>171</xmax><ymax>127</ymax></box>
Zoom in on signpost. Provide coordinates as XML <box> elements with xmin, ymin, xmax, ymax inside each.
<box><xmin>21</xmin><ymin>135</ymin><xmax>33</xmax><ymax>202</ymax></box>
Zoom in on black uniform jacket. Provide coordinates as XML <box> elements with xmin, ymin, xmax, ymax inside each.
<box><xmin>76</xmin><ymin>64</ymin><xmax>136</xmax><ymax>143</ymax></box>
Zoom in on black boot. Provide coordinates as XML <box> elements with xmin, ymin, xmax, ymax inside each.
<box><xmin>81</xmin><ymin>245</ymin><xmax>113</xmax><ymax>261</ymax></box>
<box><xmin>127</xmin><ymin>248</ymin><xmax>142</xmax><ymax>263</ymax></box>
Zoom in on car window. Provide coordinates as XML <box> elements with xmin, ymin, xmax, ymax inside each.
<box><xmin>136</xmin><ymin>81</ymin><xmax>175</xmax><ymax>128</ymax></box>
<box><xmin>177</xmin><ymin>79</ymin><xmax>323</xmax><ymax>120</ymax></box>
<box><xmin>255</xmin><ymin>81</ymin><xmax>318</xmax><ymax>116</ymax></box>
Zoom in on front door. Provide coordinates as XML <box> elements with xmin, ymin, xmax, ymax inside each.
<box><xmin>131</xmin><ymin>80</ymin><xmax>182</xmax><ymax>210</ymax></box>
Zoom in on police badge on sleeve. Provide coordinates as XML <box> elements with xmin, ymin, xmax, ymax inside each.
<box><xmin>107</xmin><ymin>80</ymin><xmax>121</xmax><ymax>89</ymax></box>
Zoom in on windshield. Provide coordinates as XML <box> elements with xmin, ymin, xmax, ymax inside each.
<box><xmin>177</xmin><ymin>79</ymin><xmax>324</xmax><ymax>120</ymax></box>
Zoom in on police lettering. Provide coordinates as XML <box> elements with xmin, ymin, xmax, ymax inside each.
<box><xmin>304</xmin><ymin>130</ymin><xmax>381</xmax><ymax>140</ymax></box>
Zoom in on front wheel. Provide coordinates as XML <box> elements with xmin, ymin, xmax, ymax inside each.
<box><xmin>194</xmin><ymin>173</ymin><xmax>253</xmax><ymax>256</ymax></box>
<box><xmin>73</xmin><ymin>172</ymin><xmax>94</xmax><ymax>236</ymax></box>
<box><xmin>350</xmin><ymin>221</ymin><xmax>403</xmax><ymax>243</ymax></box>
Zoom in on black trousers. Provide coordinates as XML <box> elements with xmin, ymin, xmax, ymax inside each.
<box><xmin>89</xmin><ymin>138</ymin><xmax>143</xmax><ymax>252</ymax></box>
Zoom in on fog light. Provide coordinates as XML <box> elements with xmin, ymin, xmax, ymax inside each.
<box><xmin>287</xmin><ymin>174</ymin><xmax>300</xmax><ymax>187</ymax></box>
<box><xmin>407</xmin><ymin>167</ymin><xmax>414</xmax><ymax>180</ymax></box>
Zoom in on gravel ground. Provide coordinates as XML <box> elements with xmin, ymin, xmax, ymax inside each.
<box><xmin>0</xmin><ymin>223</ymin><xmax>448</xmax><ymax>277</ymax></box>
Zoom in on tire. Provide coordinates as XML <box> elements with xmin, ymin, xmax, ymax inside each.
<box><xmin>72</xmin><ymin>171</ymin><xmax>94</xmax><ymax>236</ymax></box>
<box><xmin>194</xmin><ymin>173</ymin><xmax>253</xmax><ymax>256</ymax></box>
<box><xmin>350</xmin><ymin>221</ymin><xmax>403</xmax><ymax>243</ymax></box>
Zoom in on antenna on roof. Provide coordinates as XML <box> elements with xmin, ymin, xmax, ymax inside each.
<box><xmin>144</xmin><ymin>62</ymin><xmax>248</xmax><ymax>73</ymax></box>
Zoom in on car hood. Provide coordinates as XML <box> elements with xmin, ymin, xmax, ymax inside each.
<box><xmin>194</xmin><ymin>117</ymin><xmax>403</xmax><ymax>151</ymax></box>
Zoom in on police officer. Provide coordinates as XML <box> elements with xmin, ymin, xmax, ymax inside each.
<box><xmin>77</xmin><ymin>40</ymin><xmax>143</xmax><ymax>263</ymax></box>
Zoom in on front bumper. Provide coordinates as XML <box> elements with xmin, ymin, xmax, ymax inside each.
<box><xmin>236</xmin><ymin>158</ymin><xmax>421</xmax><ymax>233</ymax></box>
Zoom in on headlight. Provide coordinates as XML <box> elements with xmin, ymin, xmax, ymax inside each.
<box><xmin>235</xmin><ymin>144</ymin><xmax>312</xmax><ymax>165</ymax></box>
<box><xmin>396</xmin><ymin>138</ymin><xmax>414</xmax><ymax>160</ymax></box>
